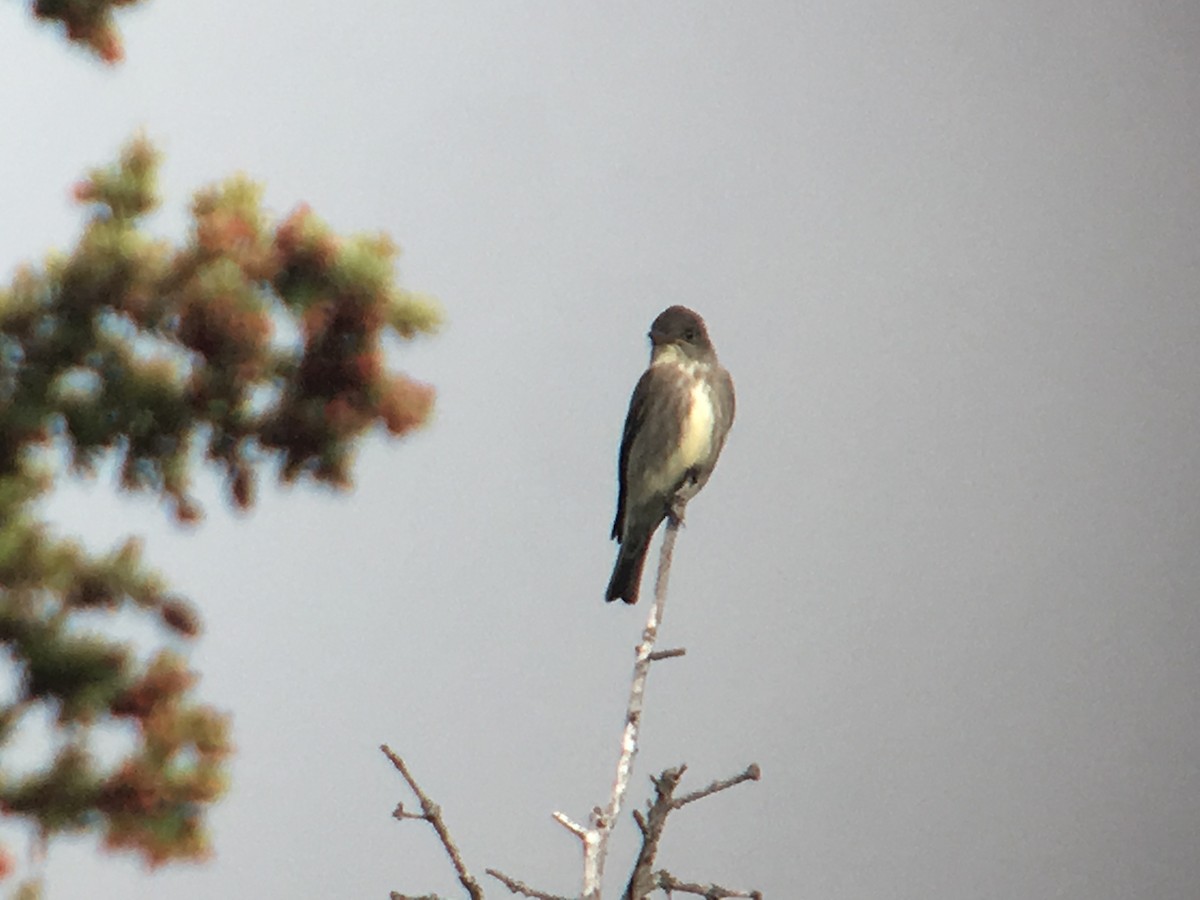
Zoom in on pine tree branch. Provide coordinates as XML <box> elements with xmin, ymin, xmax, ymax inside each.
<box><xmin>381</xmin><ymin>745</ymin><xmax>483</xmax><ymax>900</ymax></box>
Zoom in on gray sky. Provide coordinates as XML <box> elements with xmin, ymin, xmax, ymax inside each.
<box><xmin>3</xmin><ymin>2</ymin><xmax>1200</xmax><ymax>898</ymax></box>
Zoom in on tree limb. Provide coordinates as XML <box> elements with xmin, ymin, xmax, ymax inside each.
<box><xmin>653</xmin><ymin>873</ymin><xmax>763</xmax><ymax>899</ymax></box>
<box><xmin>554</xmin><ymin>514</ymin><xmax>683</xmax><ymax>897</ymax></box>
<box><xmin>381</xmin><ymin>745</ymin><xmax>484</xmax><ymax>900</ymax></box>
<box><xmin>486</xmin><ymin>868</ymin><xmax>571</xmax><ymax>900</ymax></box>
<box><xmin>672</xmin><ymin>764</ymin><xmax>761</xmax><ymax>810</ymax></box>
<box><xmin>623</xmin><ymin>764</ymin><xmax>762</xmax><ymax>900</ymax></box>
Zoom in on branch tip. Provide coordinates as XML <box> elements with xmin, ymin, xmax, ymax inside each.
<box><xmin>552</xmin><ymin>810</ymin><xmax>589</xmax><ymax>840</ymax></box>
<box><xmin>655</xmin><ymin>871</ymin><xmax>763</xmax><ymax>898</ymax></box>
<box><xmin>647</xmin><ymin>647</ymin><xmax>687</xmax><ymax>661</ymax></box>
<box><xmin>673</xmin><ymin>764</ymin><xmax>762</xmax><ymax>809</ymax></box>
<box><xmin>381</xmin><ymin>745</ymin><xmax>483</xmax><ymax>900</ymax></box>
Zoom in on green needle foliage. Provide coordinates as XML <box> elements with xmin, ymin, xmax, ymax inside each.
<box><xmin>0</xmin><ymin>136</ymin><xmax>440</xmax><ymax>869</ymax></box>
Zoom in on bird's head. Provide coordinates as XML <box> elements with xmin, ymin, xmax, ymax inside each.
<box><xmin>648</xmin><ymin>305</ymin><xmax>713</xmax><ymax>361</ymax></box>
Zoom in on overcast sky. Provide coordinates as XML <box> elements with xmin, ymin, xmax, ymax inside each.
<box><xmin>3</xmin><ymin>2</ymin><xmax>1200</xmax><ymax>898</ymax></box>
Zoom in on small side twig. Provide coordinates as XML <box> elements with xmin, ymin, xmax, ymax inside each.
<box><xmin>551</xmin><ymin>810</ymin><xmax>589</xmax><ymax>840</ymax></box>
<box><xmin>673</xmin><ymin>763</ymin><xmax>761</xmax><ymax>808</ymax></box>
<box><xmin>623</xmin><ymin>763</ymin><xmax>762</xmax><ymax>900</ymax></box>
<box><xmin>647</xmin><ymin>647</ymin><xmax>687</xmax><ymax>661</ymax></box>
<box><xmin>654</xmin><ymin>873</ymin><xmax>763</xmax><ymax>899</ymax></box>
<box><xmin>485</xmin><ymin>868</ymin><xmax>571</xmax><ymax>900</ymax></box>
<box><xmin>381</xmin><ymin>744</ymin><xmax>484</xmax><ymax>900</ymax></box>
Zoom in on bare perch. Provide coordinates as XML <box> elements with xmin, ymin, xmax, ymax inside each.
<box><xmin>555</xmin><ymin>513</ymin><xmax>684</xmax><ymax>898</ymax></box>
<box><xmin>647</xmin><ymin>647</ymin><xmax>687</xmax><ymax>661</ymax></box>
<box><xmin>653</xmin><ymin>874</ymin><xmax>763</xmax><ymax>899</ymax></box>
<box><xmin>381</xmin><ymin>744</ymin><xmax>484</xmax><ymax>900</ymax></box>
<box><xmin>623</xmin><ymin>763</ymin><xmax>762</xmax><ymax>900</ymax></box>
<box><xmin>673</xmin><ymin>764</ymin><xmax>762</xmax><ymax>809</ymax></box>
<box><xmin>486</xmin><ymin>868</ymin><xmax>572</xmax><ymax>900</ymax></box>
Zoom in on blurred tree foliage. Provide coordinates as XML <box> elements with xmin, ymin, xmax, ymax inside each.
<box><xmin>0</xmin><ymin>133</ymin><xmax>439</xmax><ymax>875</ymax></box>
<box><xmin>29</xmin><ymin>0</ymin><xmax>148</xmax><ymax>64</ymax></box>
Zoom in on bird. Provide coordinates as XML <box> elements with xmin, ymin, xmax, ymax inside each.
<box><xmin>606</xmin><ymin>305</ymin><xmax>735</xmax><ymax>604</ymax></box>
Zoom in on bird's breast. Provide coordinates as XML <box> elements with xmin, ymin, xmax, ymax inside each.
<box><xmin>676</xmin><ymin>378</ymin><xmax>715</xmax><ymax>470</ymax></box>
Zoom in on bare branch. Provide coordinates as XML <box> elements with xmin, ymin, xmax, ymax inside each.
<box><xmin>654</xmin><ymin>872</ymin><xmax>763</xmax><ymax>899</ymax></box>
<box><xmin>556</xmin><ymin>513</ymin><xmax>688</xmax><ymax>897</ymax></box>
<box><xmin>551</xmin><ymin>810</ymin><xmax>589</xmax><ymax>840</ymax></box>
<box><xmin>647</xmin><ymin>647</ymin><xmax>687</xmax><ymax>661</ymax></box>
<box><xmin>604</xmin><ymin>520</ymin><xmax>684</xmax><ymax>895</ymax></box>
<box><xmin>623</xmin><ymin>766</ymin><xmax>685</xmax><ymax>900</ymax></box>
<box><xmin>381</xmin><ymin>744</ymin><xmax>484</xmax><ymax>900</ymax></box>
<box><xmin>563</xmin><ymin>489</ymin><xmax>754</xmax><ymax>897</ymax></box>
<box><xmin>623</xmin><ymin>764</ymin><xmax>761</xmax><ymax>900</ymax></box>
<box><xmin>485</xmin><ymin>868</ymin><xmax>571</xmax><ymax>900</ymax></box>
<box><xmin>632</xmin><ymin>809</ymin><xmax>649</xmax><ymax>836</ymax></box>
<box><xmin>672</xmin><ymin>763</ymin><xmax>762</xmax><ymax>810</ymax></box>
<box><xmin>392</xmin><ymin>801</ymin><xmax>429</xmax><ymax>821</ymax></box>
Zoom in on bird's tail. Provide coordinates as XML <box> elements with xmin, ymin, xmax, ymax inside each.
<box><xmin>605</xmin><ymin>532</ymin><xmax>652</xmax><ymax>605</ymax></box>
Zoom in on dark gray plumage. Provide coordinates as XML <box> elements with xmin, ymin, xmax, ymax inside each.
<box><xmin>606</xmin><ymin>306</ymin><xmax>735</xmax><ymax>604</ymax></box>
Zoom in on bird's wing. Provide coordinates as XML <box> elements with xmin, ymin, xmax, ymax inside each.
<box><xmin>713</xmin><ymin>364</ymin><xmax>736</xmax><ymax>444</ymax></box>
<box><xmin>612</xmin><ymin>364</ymin><xmax>689</xmax><ymax>540</ymax></box>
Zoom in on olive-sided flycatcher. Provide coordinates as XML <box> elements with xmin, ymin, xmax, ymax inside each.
<box><xmin>606</xmin><ymin>306</ymin><xmax>735</xmax><ymax>604</ymax></box>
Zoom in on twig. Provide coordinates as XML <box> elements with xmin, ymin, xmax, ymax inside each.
<box><xmin>485</xmin><ymin>868</ymin><xmax>571</xmax><ymax>900</ymax></box>
<box><xmin>672</xmin><ymin>764</ymin><xmax>761</xmax><ymax>809</ymax></box>
<box><xmin>654</xmin><ymin>872</ymin><xmax>763</xmax><ymax>899</ymax></box>
<box><xmin>552</xmin><ymin>810</ymin><xmax>589</xmax><ymax>840</ymax></box>
<box><xmin>647</xmin><ymin>647</ymin><xmax>687</xmax><ymax>661</ymax></box>
<box><xmin>622</xmin><ymin>763</ymin><xmax>762</xmax><ymax>900</ymax></box>
<box><xmin>555</xmin><ymin>514</ymin><xmax>684</xmax><ymax>899</ymax></box>
<box><xmin>623</xmin><ymin>766</ymin><xmax>684</xmax><ymax>900</ymax></box>
<box><xmin>381</xmin><ymin>744</ymin><xmax>484</xmax><ymax>900</ymax></box>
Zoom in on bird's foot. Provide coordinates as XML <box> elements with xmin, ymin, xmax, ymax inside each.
<box><xmin>667</xmin><ymin>493</ymin><xmax>690</xmax><ymax>527</ymax></box>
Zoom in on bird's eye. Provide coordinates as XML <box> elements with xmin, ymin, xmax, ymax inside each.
<box><xmin>684</xmin><ymin>328</ymin><xmax>696</xmax><ymax>341</ymax></box>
